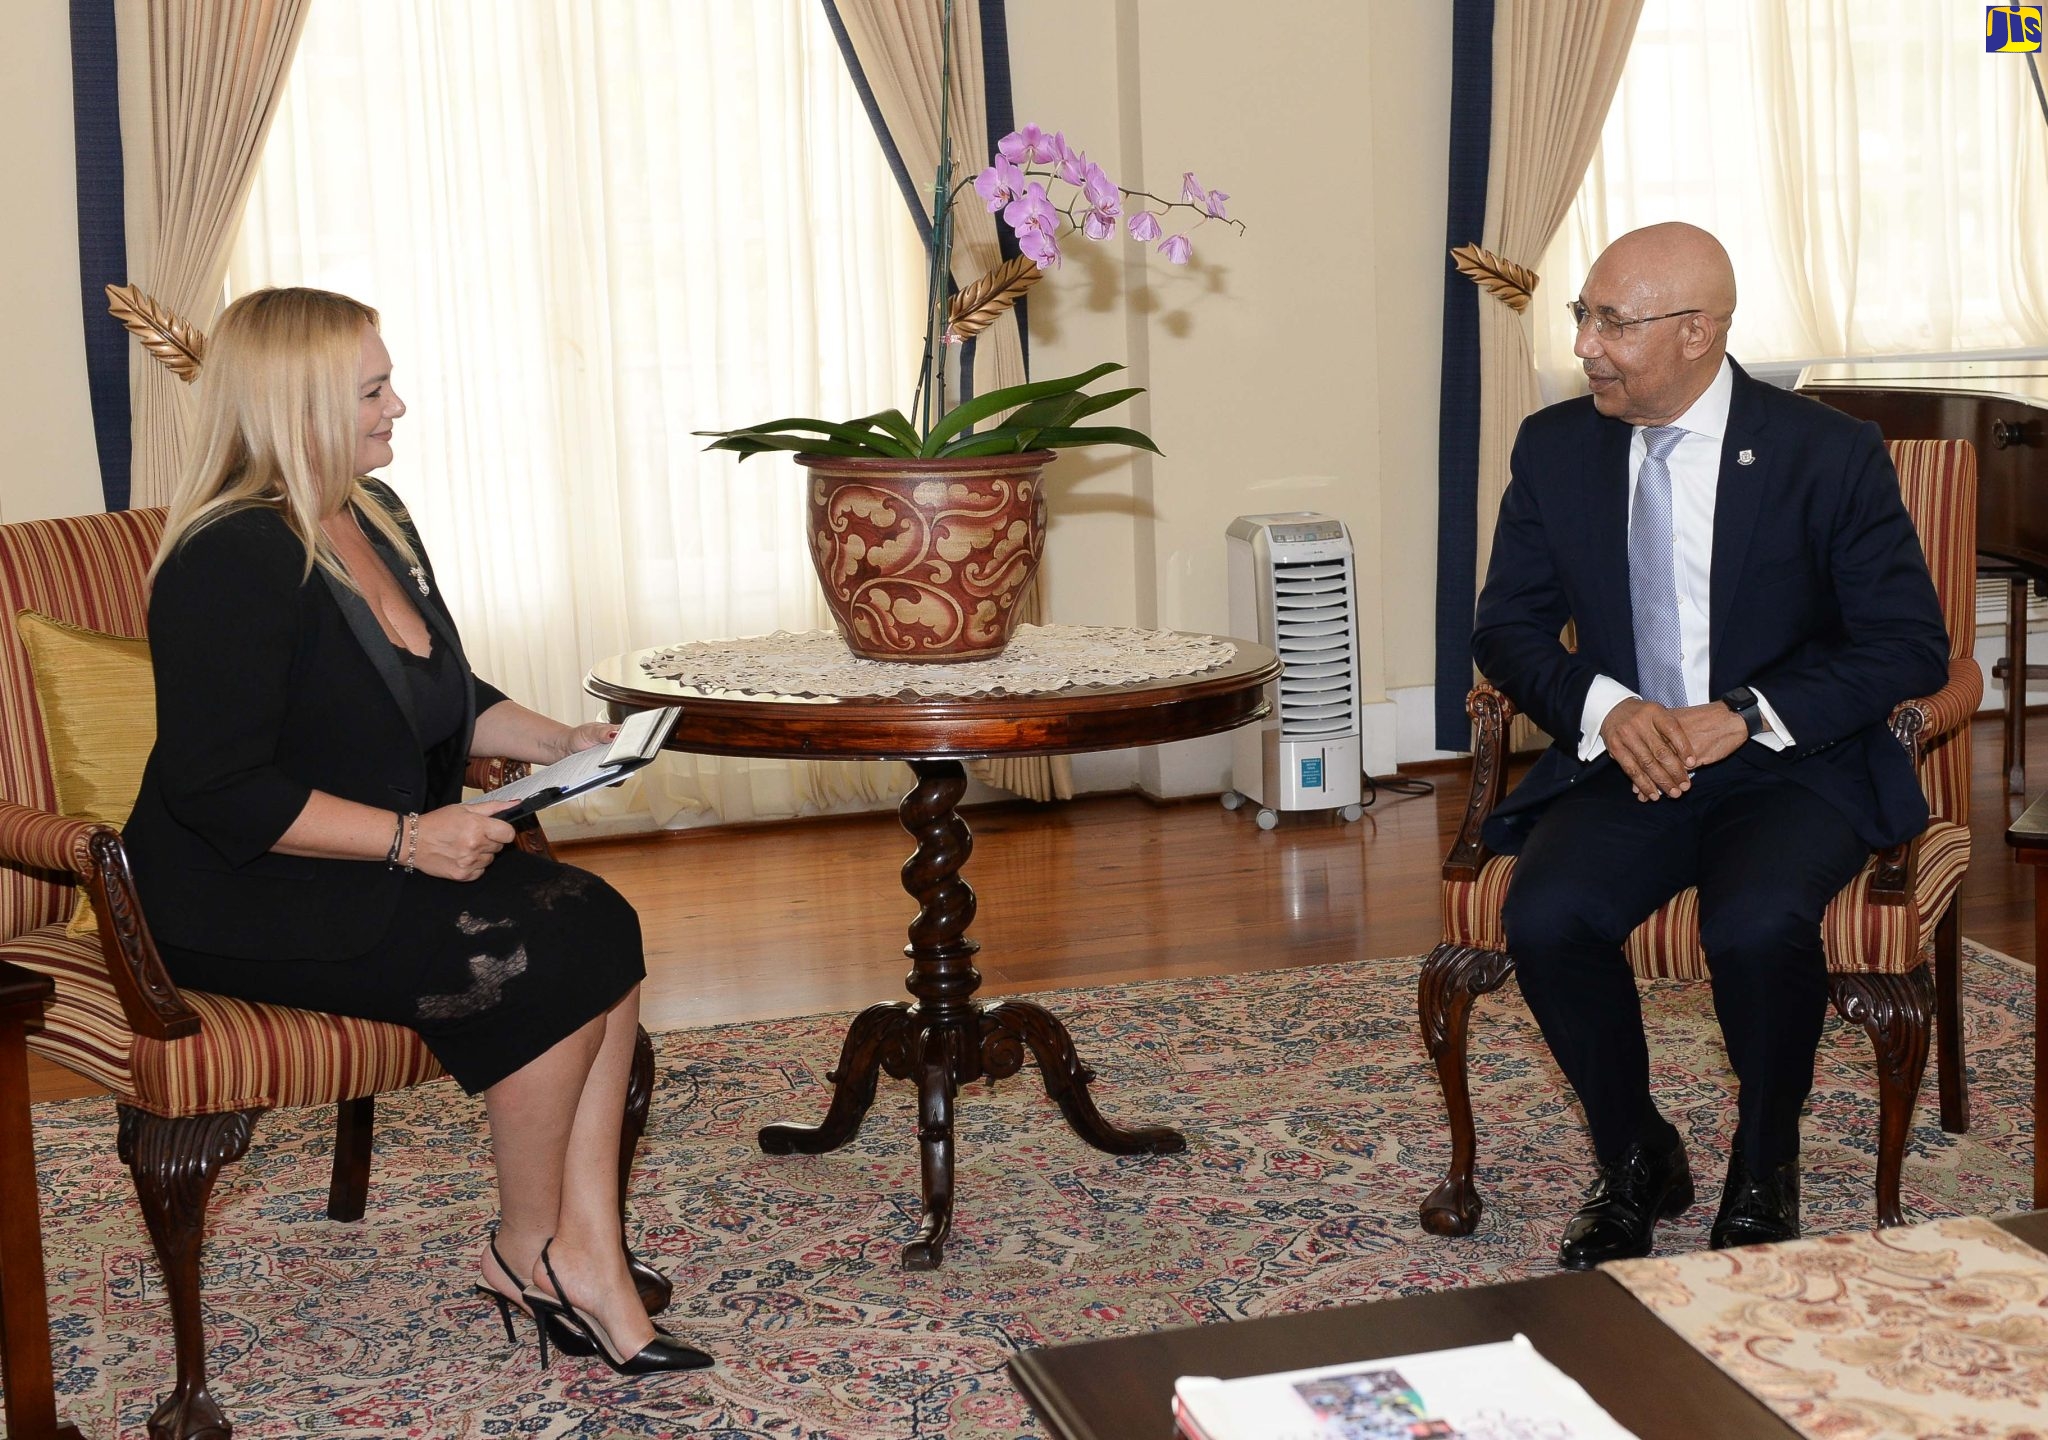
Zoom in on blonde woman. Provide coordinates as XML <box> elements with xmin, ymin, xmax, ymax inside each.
<box><xmin>123</xmin><ymin>287</ymin><xmax>708</xmax><ymax>1376</ymax></box>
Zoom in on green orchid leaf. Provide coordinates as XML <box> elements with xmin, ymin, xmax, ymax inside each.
<box><xmin>998</xmin><ymin>390</ymin><xmax>1095</xmax><ymax>435</ymax></box>
<box><xmin>703</xmin><ymin>433</ymin><xmax>878</xmax><ymax>459</ymax></box>
<box><xmin>1031</xmin><ymin>424</ymin><xmax>1164</xmax><ymax>455</ymax></box>
<box><xmin>1064</xmin><ymin>386</ymin><xmax>1145</xmax><ymax>420</ymax></box>
<box><xmin>858</xmin><ymin>409</ymin><xmax>923</xmax><ymax>452</ymax></box>
<box><xmin>696</xmin><ymin>416</ymin><xmax>913</xmax><ymax>459</ymax></box>
<box><xmin>934</xmin><ymin>429</ymin><xmax>1041</xmax><ymax>458</ymax></box>
<box><xmin>918</xmin><ymin>362</ymin><xmax>1125</xmax><ymax>455</ymax></box>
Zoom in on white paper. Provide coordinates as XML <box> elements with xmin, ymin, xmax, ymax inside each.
<box><xmin>473</xmin><ymin>706</ymin><xmax>680</xmax><ymax>811</ymax></box>
<box><xmin>1173</xmin><ymin>1336</ymin><xmax>1638</xmax><ymax>1440</ymax></box>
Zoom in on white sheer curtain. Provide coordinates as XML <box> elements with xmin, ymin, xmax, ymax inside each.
<box><xmin>1534</xmin><ymin>0</ymin><xmax>2048</xmax><ymax>396</ymax></box>
<box><xmin>227</xmin><ymin>0</ymin><xmax>926</xmax><ymax>834</ymax></box>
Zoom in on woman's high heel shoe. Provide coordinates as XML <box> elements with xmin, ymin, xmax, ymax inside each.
<box><xmin>524</xmin><ymin>1239</ymin><xmax>713</xmax><ymax>1373</ymax></box>
<box><xmin>476</xmin><ymin>1234</ymin><xmax>593</xmax><ymax>1357</ymax></box>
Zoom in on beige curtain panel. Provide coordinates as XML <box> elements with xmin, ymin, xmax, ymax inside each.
<box><xmin>832</xmin><ymin>0</ymin><xmax>1072</xmax><ymax>804</ymax></box>
<box><xmin>1469</xmin><ymin>0</ymin><xmax>1644</xmax><ymax>577</ymax></box>
<box><xmin>115</xmin><ymin>0</ymin><xmax>309</xmax><ymax>508</ymax></box>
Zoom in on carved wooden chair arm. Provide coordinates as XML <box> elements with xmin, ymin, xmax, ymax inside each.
<box><xmin>1866</xmin><ymin>660</ymin><xmax>1979</xmax><ymax>907</ymax></box>
<box><xmin>462</xmin><ymin>756</ymin><xmax>556</xmax><ymax>861</ymax></box>
<box><xmin>1887</xmin><ymin>658</ymin><xmax>1982</xmax><ymax>753</ymax></box>
<box><xmin>1444</xmin><ymin>682</ymin><xmax>1519</xmax><ymax>882</ymax></box>
<box><xmin>84</xmin><ymin>828</ymin><xmax>203</xmax><ymax>1039</ymax></box>
<box><xmin>463</xmin><ymin>756</ymin><xmax>530</xmax><ymax>791</ymax></box>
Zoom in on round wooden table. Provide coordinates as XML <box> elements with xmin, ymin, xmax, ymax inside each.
<box><xmin>588</xmin><ymin>632</ymin><xmax>1280</xmax><ymax>1268</ymax></box>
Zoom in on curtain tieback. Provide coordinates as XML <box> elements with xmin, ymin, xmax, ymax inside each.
<box><xmin>1449</xmin><ymin>244</ymin><xmax>1538</xmax><ymax>314</ymax></box>
<box><xmin>106</xmin><ymin>283</ymin><xmax>207</xmax><ymax>382</ymax></box>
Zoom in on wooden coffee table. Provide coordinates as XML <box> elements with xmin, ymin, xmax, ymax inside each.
<box><xmin>589</xmin><ymin>633</ymin><xmax>1280</xmax><ymax>1269</ymax></box>
<box><xmin>1009</xmin><ymin>1210</ymin><xmax>2048</xmax><ymax>1440</ymax></box>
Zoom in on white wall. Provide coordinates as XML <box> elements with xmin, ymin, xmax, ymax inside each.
<box><xmin>0</xmin><ymin>5</ymin><xmax>103</xmax><ymax>522</ymax></box>
<box><xmin>1011</xmin><ymin>1</ymin><xmax>1453</xmax><ymax>794</ymax></box>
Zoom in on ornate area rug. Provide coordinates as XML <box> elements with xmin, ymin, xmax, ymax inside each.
<box><xmin>26</xmin><ymin>944</ymin><xmax>2034</xmax><ymax>1438</ymax></box>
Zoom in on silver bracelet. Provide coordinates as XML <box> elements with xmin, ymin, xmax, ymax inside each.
<box><xmin>385</xmin><ymin>811</ymin><xmax>406</xmax><ymax>867</ymax></box>
<box><xmin>402</xmin><ymin>811</ymin><xmax>421</xmax><ymax>873</ymax></box>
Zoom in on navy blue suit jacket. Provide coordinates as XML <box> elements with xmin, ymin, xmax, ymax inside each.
<box><xmin>1471</xmin><ymin>359</ymin><xmax>1950</xmax><ymax>855</ymax></box>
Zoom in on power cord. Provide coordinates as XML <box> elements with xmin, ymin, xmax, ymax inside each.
<box><xmin>1361</xmin><ymin>771</ymin><xmax>1435</xmax><ymax>807</ymax></box>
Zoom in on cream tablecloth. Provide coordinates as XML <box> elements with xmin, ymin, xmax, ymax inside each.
<box><xmin>1606</xmin><ymin>1216</ymin><xmax>2048</xmax><ymax>1440</ymax></box>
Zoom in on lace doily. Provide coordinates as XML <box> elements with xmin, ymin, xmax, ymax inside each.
<box><xmin>638</xmin><ymin>624</ymin><xmax>1236</xmax><ymax>699</ymax></box>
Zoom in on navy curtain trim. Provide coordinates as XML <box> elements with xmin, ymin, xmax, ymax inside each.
<box><xmin>1432</xmin><ymin>0</ymin><xmax>1495</xmax><ymax>752</ymax></box>
<box><xmin>977</xmin><ymin>0</ymin><xmax>1026</xmax><ymax>376</ymax></box>
<box><xmin>820</xmin><ymin>1</ymin><xmax>931</xmax><ymax>249</ymax></box>
<box><xmin>70</xmin><ymin>0</ymin><xmax>130</xmax><ymax>511</ymax></box>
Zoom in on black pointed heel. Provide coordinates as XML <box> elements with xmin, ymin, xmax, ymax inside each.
<box><xmin>525</xmin><ymin>1239</ymin><xmax>713</xmax><ymax>1374</ymax></box>
<box><xmin>477</xmin><ymin>1234</ymin><xmax>593</xmax><ymax>1358</ymax></box>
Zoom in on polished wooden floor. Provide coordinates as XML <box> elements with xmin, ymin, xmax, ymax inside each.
<box><xmin>25</xmin><ymin>714</ymin><xmax>2044</xmax><ymax>1103</ymax></box>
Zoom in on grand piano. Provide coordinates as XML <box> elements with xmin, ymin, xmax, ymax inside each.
<box><xmin>1797</xmin><ymin>359</ymin><xmax>2048</xmax><ymax>792</ymax></box>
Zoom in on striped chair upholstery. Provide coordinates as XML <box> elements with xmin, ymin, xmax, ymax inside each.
<box><xmin>0</xmin><ymin>506</ymin><xmax>663</xmax><ymax>1438</ymax></box>
<box><xmin>0</xmin><ymin>508</ymin><xmax>444</xmax><ymax>1112</ymax></box>
<box><xmin>1420</xmin><ymin>439</ymin><xmax>1981</xmax><ymax>1238</ymax></box>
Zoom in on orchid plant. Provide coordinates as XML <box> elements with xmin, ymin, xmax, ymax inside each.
<box><xmin>697</xmin><ymin>0</ymin><xmax>1240</xmax><ymax>465</ymax></box>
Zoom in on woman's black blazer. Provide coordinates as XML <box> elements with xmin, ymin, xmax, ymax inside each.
<box><xmin>124</xmin><ymin>482</ymin><xmax>510</xmax><ymax>962</ymax></box>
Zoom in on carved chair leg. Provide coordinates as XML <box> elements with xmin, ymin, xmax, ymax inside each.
<box><xmin>1931</xmin><ymin>903</ymin><xmax>1969</xmax><ymax>1134</ymax></box>
<box><xmin>1829</xmin><ymin>968</ymin><xmax>1934</xmax><ymax>1229</ymax></box>
<box><xmin>119</xmin><ymin>1105</ymin><xmax>260</xmax><ymax>1440</ymax></box>
<box><xmin>326</xmin><ymin>1096</ymin><xmax>373</xmax><ymax>1223</ymax></box>
<box><xmin>619</xmin><ymin>1025</ymin><xmax>671</xmax><ymax>1315</ymax></box>
<box><xmin>1417</xmin><ymin>942</ymin><xmax>1517</xmax><ymax>1237</ymax></box>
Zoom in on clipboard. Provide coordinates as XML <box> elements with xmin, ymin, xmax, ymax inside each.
<box><xmin>474</xmin><ymin>706</ymin><xmax>682</xmax><ymax>822</ymax></box>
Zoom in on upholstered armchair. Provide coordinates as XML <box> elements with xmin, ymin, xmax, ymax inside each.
<box><xmin>1419</xmin><ymin>438</ymin><xmax>1981</xmax><ymax>1237</ymax></box>
<box><xmin>0</xmin><ymin>506</ymin><xmax>665</xmax><ymax>1439</ymax></box>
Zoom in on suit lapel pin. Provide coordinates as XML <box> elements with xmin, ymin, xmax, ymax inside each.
<box><xmin>408</xmin><ymin>565</ymin><xmax>430</xmax><ymax>596</ymax></box>
<box><xmin>1737</xmin><ymin>449</ymin><xmax>1755</xmax><ymax>466</ymax></box>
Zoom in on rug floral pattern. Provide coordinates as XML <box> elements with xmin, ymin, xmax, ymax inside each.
<box><xmin>27</xmin><ymin>946</ymin><xmax>2034</xmax><ymax>1438</ymax></box>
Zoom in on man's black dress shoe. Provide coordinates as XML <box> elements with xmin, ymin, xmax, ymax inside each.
<box><xmin>1557</xmin><ymin>1138</ymin><xmax>1695</xmax><ymax>1271</ymax></box>
<box><xmin>1709</xmin><ymin>1152</ymin><xmax>1800</xmax><ymax>1250</ymax></box>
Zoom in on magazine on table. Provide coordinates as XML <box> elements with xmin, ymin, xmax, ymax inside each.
<box><xmin>1173</xmin><ymin>1335</ymin><xmax>1638</xmax><ymax>1440</ymax></box>
<box><xmin>471</xmin><ymin>705</ymin><xmax>682</xmax><ymax>822</ymax></box>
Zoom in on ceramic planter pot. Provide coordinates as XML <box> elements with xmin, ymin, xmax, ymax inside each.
<box><xmin>799</xmin><ymin>449</ymin><xmax>1052</xmax><ymax>663</ymax></box>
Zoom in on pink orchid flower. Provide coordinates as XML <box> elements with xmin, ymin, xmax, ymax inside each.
<box><xmin>1127</xmin><ymin>210</ymin><xmax>1163</xmax><ymax>242</ymax></box>
<box><xmin>1180</xmin><ymin>172</ymin><xmax>1207</xmax><ymax>207</ymax></box>
<box><xmin>1003</xmin><ymin>181</ymin><xmax>1059</xmax><ymax>239</ymax></box>
<box><xmin>998</xmin><ymin>124</ymin><xmax>1057</xmax><ymax>166</ymax></box>
<box><xmin>973</xmin><ymin>159</ymin><xmax>1028</xmax><ymax>214</ymax></box>
<box><xmin>1205</xmin><ymin>189</ymin><xmax>1229</xmax><ymax>220</ymax></box>
<box><xmin>1159</xmin><ymin>233</ymin><xmax>1194</xmax><ymax>264</ymax></box>
<box><xmin>1052</xmin><ymin>133</ymin><xmax>1089</xmax><ymax>186</ymax></box>
<box><xmin>1019</xmin><ymin>228</ymin><xmax>1062</xmax><ymax>269</ymax></box>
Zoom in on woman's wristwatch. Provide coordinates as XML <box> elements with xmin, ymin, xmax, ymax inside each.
<box><xmin>1719</xmin><ymin>685</ymin><xmax>1766</xmax><ymax>739</ymax></box>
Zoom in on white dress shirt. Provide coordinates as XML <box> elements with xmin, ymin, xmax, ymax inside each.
<box><xmin>1578</xmin><ymin>357</ymin><xmax>1793</xmax><ymax>760</ymax></box>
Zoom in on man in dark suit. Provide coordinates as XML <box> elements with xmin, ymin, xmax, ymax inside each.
<box><xmin>1472</xmin><ymin>222</ymin><xmax>1949</xmax><ymax>1269</ymax></box>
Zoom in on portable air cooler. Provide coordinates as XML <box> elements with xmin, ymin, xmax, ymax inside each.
<box><xmin>1221</xmin><ymin>513</ymin><xmax>1365</xmax><ymax>829</ymax></box>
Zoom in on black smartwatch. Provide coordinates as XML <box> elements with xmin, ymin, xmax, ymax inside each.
<box><xmin>1720</xmin><ymin>686</ymin><xmax>1766</xmax><ymax>739</ymax></box>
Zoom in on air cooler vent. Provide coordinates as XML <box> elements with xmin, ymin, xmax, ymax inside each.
<box><xmin>1223</xmin><ymin>513</ymin><xmax>1364</xmax><ymax>827</ymax></box>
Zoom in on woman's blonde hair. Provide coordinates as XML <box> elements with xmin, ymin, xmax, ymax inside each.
<box><xmin>150</xmin><ymin>286</ymin><xmax>417</xmax><ymax>585</ymax></box>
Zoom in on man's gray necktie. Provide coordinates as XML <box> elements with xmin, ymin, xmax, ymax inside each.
<box><xmin>1629</xmin><ymin>425</ymin><xmax>1689</xmax><ymax>708</ymax></box>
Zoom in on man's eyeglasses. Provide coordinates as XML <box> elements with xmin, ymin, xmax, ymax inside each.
<box><xmin>1566</xmin><ymin>300</ymin><xmax>1703</xmax><ymax>341</ymax></box>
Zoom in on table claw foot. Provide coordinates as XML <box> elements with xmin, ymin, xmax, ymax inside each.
<box><xmin>759</xmin><ymin>1001</ymin><xmax>908</xmax><ymax>1155</ymax></box>
<box><xmin>901</xmin><ymin>1029</ymin><xmax>959</xmax><ymax>1271</ymax></box>
<box><xmin>985</xmin><ymin>1000</ymin><xmax>1185</xmax><ymax>1156</ymax></box>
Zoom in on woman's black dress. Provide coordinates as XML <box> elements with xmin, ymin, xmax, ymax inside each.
<box><xmin>157</xmin><ymin>640</ymin><xmax>643</xmax><ymax>1094</ymax></box>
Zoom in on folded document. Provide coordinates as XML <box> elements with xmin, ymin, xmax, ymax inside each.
<box><xmin>473</xmin><ymin>705</ymin><xmax>681</xmax><ymax>822</ymax></box>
